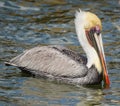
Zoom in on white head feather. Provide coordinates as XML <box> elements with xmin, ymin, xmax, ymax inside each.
<box><xmin>74</xmin><ymin>10</ymin><xmax>102</xmax><ymax>73</ymax></box>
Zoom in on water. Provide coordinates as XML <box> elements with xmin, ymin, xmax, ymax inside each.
<box><xmin>0</xmin><ymin>0</ymin><xmax>120</xmax><ymax>106</ymax></box>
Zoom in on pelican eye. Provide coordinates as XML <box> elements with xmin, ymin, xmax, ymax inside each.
<box><xmin>89</xmin><ymin>26</ymin><xmax>101</xmax><ymax>36</ymax></box>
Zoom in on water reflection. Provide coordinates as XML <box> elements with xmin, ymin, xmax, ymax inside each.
<box><xmin>10</xmin><ymin>78</ymin><xmax>104</xmax><ymax>105</ymax></box>
<box><xmin>0</xmin><ymin>0</ymin><xmax>120</xmax><ymax>106</ymax></box>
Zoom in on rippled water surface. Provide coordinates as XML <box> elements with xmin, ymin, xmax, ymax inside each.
<box><xmin>0</xmin><ymin>0</ymin><xmax>120</xmax><ymax>106</ymax></box>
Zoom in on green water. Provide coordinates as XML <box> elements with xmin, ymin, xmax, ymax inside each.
<box><xmin>0</xmin><ymin>0</ymin><xmax>120</xmax><ymax>106</ymax></box>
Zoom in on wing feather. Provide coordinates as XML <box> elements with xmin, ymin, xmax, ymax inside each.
<box><xmin>7</xmin><ymin>45</ymin><xmax>88</xmax><ymax>78</ymax></box>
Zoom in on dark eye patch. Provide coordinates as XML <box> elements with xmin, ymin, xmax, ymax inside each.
<box><xmin>90</xmin><ymin>26</ymin><xmax>101</xmax><ymax>35</ymax></box>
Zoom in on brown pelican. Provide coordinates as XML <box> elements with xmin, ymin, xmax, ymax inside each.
<box><xmin>5</xmin><ymin>10</ymin><xmax>110</xmax><ymax>86</ymax></box>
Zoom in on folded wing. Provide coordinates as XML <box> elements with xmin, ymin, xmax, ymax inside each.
<box><xmin>6</xmin><ymin>45</ymin><xmax>88</xmax><ymax>78</ymax></box>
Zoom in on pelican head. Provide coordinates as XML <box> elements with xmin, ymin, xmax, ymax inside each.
<box><xmin>75</xmin><ymin>10</ymin><xmax>110</xmax><ymax>86</ymax></box>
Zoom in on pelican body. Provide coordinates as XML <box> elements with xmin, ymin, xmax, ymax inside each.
<box><xmin>5</xmin><ymin>10</ymin><xmax>110</xmax><ymax>86</ymax></box>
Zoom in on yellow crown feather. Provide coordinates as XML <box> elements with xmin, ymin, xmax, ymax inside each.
<box><xmin>84</xmin><ymin>12</ymin><xmax>102</xmax><ymax>30</ymax></box>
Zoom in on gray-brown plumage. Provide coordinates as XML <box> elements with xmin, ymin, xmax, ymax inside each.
<box><xmin>5</xmin><ymin>10</ymin><xmax>110</xmax><ymax>86</ymax></box>
<box><xmin>5</xmin><ymin>45</ymin><xmax>102</xmax><ymax>85</ymax></box>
